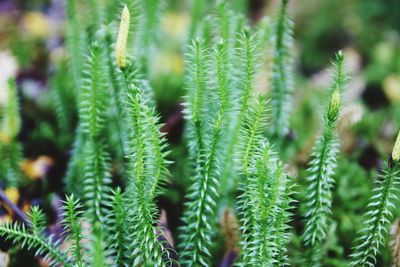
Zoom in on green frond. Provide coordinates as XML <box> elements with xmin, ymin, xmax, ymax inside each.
<box><xmin>71</xmin><ymin>42</ymin><xmax>112</xmax><ymax>215</ymax></box>
<box><xmin>183</xmin><ymin>39</ymin><xmax>208</xmax><ymax>161</ymax></box>
<box><xmin>220</xmin><ymin>30</ymin><xmax>259</xmax><ymax>197</ymax></box>
<box><xmin>105</xmin><ymin>188</ymin><xmax>129</xmax><ymax>267</ymax></box>
<box><xmin>350</xmin><ymin>160</ymin><xmax>400</xmax><ymax>267</ymax></box>
<box><xmin>127</xmin><ymin>185</ymin><xmax>174</xmax><ymax>267</ymax></box>
<box><xmin>67</xmin><ymin>42</ymin><xmax>112</xmax><ymax>205</ymax></box>
<box><xmin>123</xmin><ymin>70</ymin><xmax>147</xmax><ymax>185</ymax></box>
<box><xmin>146</xmin><ymin>110</ymin><xmax>171</xmax><ymax>196</ymax></box>
<box><xmin>82</xmin><ymin>140</ymin><xmax>112</xmax><ymax>224</ymax></box>
<box><xmin>0</xmin><ymin>215</ymin><xmax>71</xmax><ymax>266</ymax></box>
<box><xmin>79</xmin><ymin>42</ymin><xmax>108</xmax><ymax>140</ymax></box>
<box><xmin>269</xmin><ymin>0</ymin><xmax>294</xmax><ymax>140</ymax></box>
<box><xmin>236</xmin><ymin>95</ymin><xmax>268</xmax><ymax>190</ymax></box>
<box><xmin>236</xmin><ymin>29</ymin><xmax>259</xmax><ymax>117</ymax></box>
<box><xmin>235</xmin><ymin>95</ymin><xmax>269</xmax><ymax>265</ymax></box>
<box><xmin>103</xmin><ymin>30</ymin><xmax>128</xmax><ymax>161</ymax></box>
<box><xmin>178</xmin><ymin>39</ymin><xmax>234</xmax><ymax>266</ymax></box>
<box><xmin>301</xmin><ymin>52</ymin><xmax>345</xmax><ymax>265</ymax></box>
<box><xmin>65</xmin><ymin>0</ymin><xmax>87</xmax><ymax>91</ymax></box>
<box><xmin>62</xmin><ymin>194</ymin><xmax>85</xmax><ymax>266</ymax></box>
<box><xmin>88</xmin><ymin>223</ymin><xmax>109</xmax><ymax>267</ymax></box>
<box><xmin>244</xmin><ymin>142</ymin><xmax>293</xmax><ymax>266</ymax></box>
<box><xmin>122</xmin><ymin>65</ymin><xmax>174</xmax><ymax>266</ymax></box>
<box><xmin>254</xmin><ymin>148</ymin><xmax>283</xmax><ymax>265</ymax></box>
<box><xmin>64</xmin><ymin>126</ymin><xmax>86</xmax><ymax>196</ymax></box>
<box><xmin>271</xmin><ymin>177</ymin><xmax>294</xmax><ymax>266</ymax></box>
<box><xmin>120</xmin><ymin>66</ymin><xmax>169</xmax><ymax>193</ymax></box>
<box><xmin>28</xmin><ymin>206</ymin><xmax>46</xmax><ymax>236</ymax></box>
<box><xmin>215</xmin><ymin>0</ymin><xmax>233</xmax><ymax>42</ymax></box>
<box><xmin>51</xmin><ymin>61</ymin><xmax>76</xmax><ymax>134</ymax></box>
<box><xmin>233</xmin><ymin>92</ymin><xmax>294</xmax><ymax>266</ymax></box>
<box><xmin>215</xmin><ymin>40</ymin><xmax>232</xmax><ymax>119</ymax></box>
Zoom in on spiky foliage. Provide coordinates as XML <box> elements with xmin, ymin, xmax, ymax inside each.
<box><xmin>81</xmin><ymin>140</ymin><xmax>111</xmax><ymax>224</ymax></box>
<box><xmin>87</xmin><ymin>222</ymin><xmax>109</xmax><ymax>267</ymax></box>
<box><xmin>235</xmin><ymin>96</ymin><xmax>294</xmax><ymax>266</ymax></box>
<box><xmin>51</xmin><ymin>61</ymin><xmax>76</xmax><ymax>134</ymax></box>
<box><xmin>220</xmin><ymin>29</ymin><xmax>259</xmax><ymax>199</ymax></box>
<box><xmin>350</xmin><ymin>133</ymin><xmax>400</xmax><ymax>266</ymax></box>
<box><xmin>102</xmin><ymin>10</ymin><xmax>132</xmax><ymax>162</ymax></box>
<box><xmin>64</xmin><ymin>0</ymin><xmax>87</xmax><ymax>91</ymax></box>
<box><xmin>92</xmin><ymin>0</ymin><xmax>158</xmax><ymax>180</ymax></box>
<box><xmin>105</xmin><ymin>188</ymin><xmax>129</xmax><ymax>267</ymax></box>
<box><xmin>216</xmin><ymin>1</ymin><xmax>234</xmax><ymax>43</ymax></box>
<box><xmin>301</xmin><ymin>52</ymin><xmax>345</xmax><ymax>265</ymax></box>
<box><xmin>64</xmin><ymin>126</ymin><xmax>86</xmax><ymax>195</ymax></box>
<box><xmin>79</xmin><ymin>43</ymin><xmax>108</xmax><ymax>140</ymax></box>
<box><xmin>62</xmin><ymin>195</ymin><xmax>84</xmax><ymax>267</ymax></box>
<box><xmin>76</xmin><ymin>43</ymin><xmax>112</xmax><ymax>223</ymax></box>
<box><xmin>0</xmin><ymin>79</ymin><xmax>23</xmax><ymax>187</ymax></box>
<box><xmin>0</xmin><ymin>194</ymin><xmax>123</xmax><ymax>266</ymax></box>
<box><xmin>179</xmin><ymin>39</ymin><xmax>231</xmax><ymax>266</ymax></box>
<box><xmin>235</xmin><ymin>96</ymin><xmax>268</xmax><ymax>265</ymax></box>
<box><xmin>4</xmin><ymin>0</ymin><xmax>394</xmax><ymax>266</ymax></box>
<box><xmin>248</xmin><ymin>143</ymin><xmax>293</xmax><ymax>266</ymax></box>
<box><xmin>121</xmin><ymin>65</ymin><xmax>173</xmax><ymax>266</ymax></box>
<box><xmin>269</xmin><ymin>0</ymin><xmax>294</xmax><ymax>141</ymax></box>
<box><xmin>0</xmin><ymin>207</ymin><xmax>71</xmax><ymax>267</ymax></box>
<box><xmin>183</xmin><ymin>39</ymin><xmax>208</xmax><ymax>163</ymax></box>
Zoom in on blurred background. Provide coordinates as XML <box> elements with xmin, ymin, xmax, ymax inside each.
<box><xmin>0</xmin><ymin>0</ymin><xmax>399</xmax><ymax>266</ymax></box>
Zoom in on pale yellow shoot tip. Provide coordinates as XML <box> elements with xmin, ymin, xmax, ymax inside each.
<box><xmin>331</xmin><ymin>90</ymin><xmax>340</xmax><ymax>113</ymax></box>
<box><xmin>327</xmin><ymin>89</ymin><xmax>341</xmax><ymax>121</ymax></box>
<box><xmin>393</xmin><ymin>131</ymin><xmax>400</xmax><ymax>162</ymax></box>
<box><xmin>115</xmin><ymin>5</ymin><xmax>130</xmax><ymax>69</ymax></box>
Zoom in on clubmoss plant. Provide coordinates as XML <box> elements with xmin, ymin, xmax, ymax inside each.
<box><xmin>350</xmin><ymin>131</ymin><xmax>400</xmax><ymax>266</ymax></box>
<box><xmin>2</xmin><ymin>0</ymin><xmax>400</xmax><ymax>266</ymax></box>
<box><xmin>0</xmin><ymin>5</ymin><xmax>174</xmax><ymax>267</ymax></box>
<box><xmin>301</xmin><ymin>51</ymin><xmax>345</xmax><ymax>265</ymax></box>
<box><xmin>269</xmin><ymin>0</ymin><xmax>294</xmax><ymax>142</ymax></box>
<box><xmin>179</xmin><ymin>38</ymin><xmax>229</xmax><ymax>266</ymax></box>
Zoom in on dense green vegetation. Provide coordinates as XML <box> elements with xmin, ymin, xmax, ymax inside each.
<box><xmin>0</xmin><ymin>0</ymin><xmax>399</xmax><ymax>266</ymax></box>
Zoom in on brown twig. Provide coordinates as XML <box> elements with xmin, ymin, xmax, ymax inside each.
<box><xmin>0</xmin><ymin>190</ymin><xmax>31</xmax><ymax>226</ymax></box>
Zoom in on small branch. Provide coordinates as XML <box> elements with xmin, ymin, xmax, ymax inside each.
<box><xmin>0</xmin><ymin>190</ymin><xmax>31</xmax><ymax>226</ymax></box>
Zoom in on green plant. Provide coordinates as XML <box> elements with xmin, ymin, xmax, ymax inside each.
<box><xmin>1</xmin><ymin>0</ymin><xmax>400</xmax><ymax>266</ymax></box>
<box><xmin>0</xmin><ymin>79</ymin><xmax>24</xmax><ymax>187</ymax></box>
<box><xmin>269</xmin><ymin>0</ymin><xmax>294</xmax><ymax>142</ymax></box>
<box><xmin>301</xmin><ymin>52</ymin><xmax>344</xmax><ymax>265</ymax></box>
<box><xmin>350</xmin><ymin>133</ymin><xmax>400</xmax><ymax>266</ymax></box>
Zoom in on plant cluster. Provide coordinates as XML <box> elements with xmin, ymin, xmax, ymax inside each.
<box><xmin>0</xmin><ymin>0</ymin><xmax>399</xmax><ymax>266</ymax></box>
